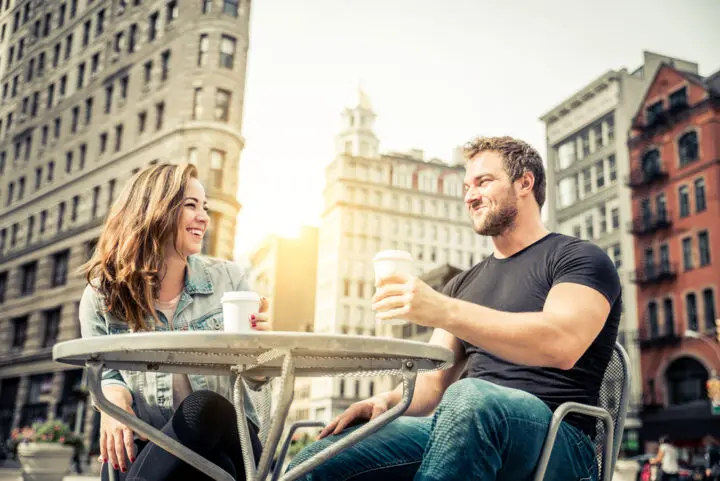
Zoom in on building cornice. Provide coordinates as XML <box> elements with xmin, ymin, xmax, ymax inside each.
<box><xmin>540</xmin><ymin>70</ymin><xmax>622</xmax><ymax>124</ymax></box>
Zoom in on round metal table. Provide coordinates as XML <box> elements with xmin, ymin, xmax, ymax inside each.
<box><xmin>53</xmin><ymin>332</ymin><xmax>453</xmax><ymax>481</ymax></box>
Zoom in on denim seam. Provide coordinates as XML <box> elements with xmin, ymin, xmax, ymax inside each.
<box><xmin>343</xmin><ymin>459</ymin><xmax>423</xmax><ymax>481</ymax></box>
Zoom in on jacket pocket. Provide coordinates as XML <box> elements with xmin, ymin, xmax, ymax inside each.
<box><xmin>190</xmin><ymin>308</ymin><xmax>224</xmax><ymax>331</ymax></box>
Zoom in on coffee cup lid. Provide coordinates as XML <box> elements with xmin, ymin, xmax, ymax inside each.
<box><xmin>221</xmin><ymin>291</ymin><xmax>261</xmax><ymax>303</ymax></box>
<box><xmin>373</xmin><ymin>250</ymin><xmax>413</xmax><ymax>262</ymax></box>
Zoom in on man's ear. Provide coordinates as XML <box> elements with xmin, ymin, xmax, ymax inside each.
<box><xmin>517</xmin><ymin>171</ymin><xmax>535</xmax><ymax>199</ymax></box>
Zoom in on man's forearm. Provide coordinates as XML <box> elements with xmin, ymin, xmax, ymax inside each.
<box><xmin>443</xmin><ymin>298</ymin><xmax>573</xmax><ymax>369</ymax></box>
<box><xmin>379</xmin><ymin>371</ymin><xmax>446</xmax><ymax>416</ymax></box>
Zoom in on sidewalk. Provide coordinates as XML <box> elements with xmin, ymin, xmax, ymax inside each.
<box><xmin>0</xmin><ymin>468</ymin><xmax>98</xmax><ymax>481</ymax></box>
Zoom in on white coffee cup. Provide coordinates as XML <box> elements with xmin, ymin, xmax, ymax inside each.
<box><xmin>373</xmin><ymin>250</ymin><xmax>414</xmax><ymax>326</ymax></box>
<box><xmin>221</xmin><ymin>291</ymin><xmax>261</xmax><ymax>333</ymax></box>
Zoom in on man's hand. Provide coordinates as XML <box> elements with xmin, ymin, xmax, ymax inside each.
<box><xmin>318</xmin><ymin>396</ymin><xmax>390</xmax><ymax>439</ymax></box>
<box><xmin>372</xmin><ymin>274</ymin><xmax>451</xmax><ymax>327</ymax></box>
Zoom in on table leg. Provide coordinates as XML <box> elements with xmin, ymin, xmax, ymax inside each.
<box><xmin>233</xmin><ymin>353</ymin><xmax>296</xmax><ymax>481</ymax></box>
<box><xmin>85</xmin><ymin>362</ymin><xmax>235</xmax><ymax>481</ymax></box>
<box><xmin>280</xmin><ymin>360</ymin><xmax>419</xmax><ymax>481</ymax></box>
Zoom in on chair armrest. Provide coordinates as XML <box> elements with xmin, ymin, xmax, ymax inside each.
<box><xmin>532</xmin><ymin>402</ymin><xmax>614</xmax><ymax>481</ymax></box>
<box><xmin>271</xmin><ymin>420</ymin><xmax>326</xmax><ymax>481</ymax></box>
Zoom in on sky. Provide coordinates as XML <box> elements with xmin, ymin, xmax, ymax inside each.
<box><xmin>234</xmin><ymin>0</ymin><xmax>720</xmax><ymax>261</ymax></box>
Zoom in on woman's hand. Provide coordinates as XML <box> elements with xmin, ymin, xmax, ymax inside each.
<box><xmin>98</xmin><ymin>386</ymin><xmax>146</xmax><ymax>473</ymax></box>
<box><xmin>250</xmin><ymin>296</ymin><xmax>272</xmax><ymax>331</ymax></box>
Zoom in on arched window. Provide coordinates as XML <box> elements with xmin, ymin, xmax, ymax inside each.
<box><xmin>641</xmin><ymin>149</ymin><xmax>661</xmax><ymax>178</ymax></box>
<box><xmin>678</xmin><ymin>132</ymin><xmax>699</xmax><ymax>166</ymax></box>
<box><xmin>665</xmin><ymin>357</ymin><xmax>708</xmax><ymax>405</ymax></box>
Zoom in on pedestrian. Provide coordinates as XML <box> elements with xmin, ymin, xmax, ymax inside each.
<box><xmin>650</xmin><ymin>435</ymin><xmax>679</xmax><ymax>481</ymax></box>
<box><xmin>705</xmin><ymin>436</ymin><xmax>720</xmax><ymax>481</ymax></box>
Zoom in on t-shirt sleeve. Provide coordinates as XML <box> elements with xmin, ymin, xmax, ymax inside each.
<box><xmin>441</xmin><ymin>272</ymin><xmax>463</xmax><ymax>297</ymax></box>
<box><xmin>551</xmin><ymin>240</ymin><xmax>621</xmax><ymax>306</ymax></box>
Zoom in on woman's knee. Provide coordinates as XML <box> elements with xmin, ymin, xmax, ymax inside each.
<box><xmin>173</xmin><ymin>390</ymin><xmax>235</xmax><ymax>439</ymax></box>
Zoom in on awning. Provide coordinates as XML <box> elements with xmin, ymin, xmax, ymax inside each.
<box><xmin>640</xmin><ymin>399</ymin><xmax>720</xmax><ymax>441</ymax></box>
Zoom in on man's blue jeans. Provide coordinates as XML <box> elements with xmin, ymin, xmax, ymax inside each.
<box><xmin>288</xmin><ymin>378</ymin><xmax>598</xmax><ymax>481</ymax></box>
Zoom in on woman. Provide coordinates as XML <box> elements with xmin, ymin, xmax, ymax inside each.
<box><xmin>79</xmin><ymin>163</ymin><xmax>270</xmax><ymax>480</ymax></box>
<box><xmin>650</xmin><ymin>435</ymin><xmax>679</xmax><ymax>481</ymax></box>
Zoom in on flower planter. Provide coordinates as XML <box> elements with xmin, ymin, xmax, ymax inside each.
<box><xmin>17</xmin><ymin>442</ymin><xmax>74</xmax><ymax>481</ymax></box>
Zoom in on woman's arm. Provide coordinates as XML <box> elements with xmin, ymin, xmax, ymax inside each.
<box><xmin>650</xmin><ymin>446</ymin><xmax>665</xmax><ymax>465</ymax></box>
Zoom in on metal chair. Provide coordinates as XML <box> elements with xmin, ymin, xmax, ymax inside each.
<box><xmin>533</xmin><ymin>342</ymin><xmax>632</xmax><ymax>481</ymax></box>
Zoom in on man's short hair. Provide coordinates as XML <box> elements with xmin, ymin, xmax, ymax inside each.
<box><xmin>463</xmin><ymin>136</ymin><xmax>546</xmax><ymax>208</ymax></box>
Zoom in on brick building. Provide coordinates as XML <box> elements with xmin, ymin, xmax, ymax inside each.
<box><xmin>628</xmin><ymin>61</ymin><xmax>720</xmax><ymax>454</ymax></box>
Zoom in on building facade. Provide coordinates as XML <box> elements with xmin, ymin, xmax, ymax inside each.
<box><xmin>303</xmin><ymin>92</ymin><xmax>493</xmax><ymax>424</ymax></box>
<box><xmin>0</xmin><ymin>0</ymin><xmax>252</xmax><ymax>457</ymax></box>
<box><xmin>540</xmin><ymin>51</ymin><xmax>701</xmax><ymax>455</ymax></box>
<box><xmin>627</xmin><ymin>62</ymin><xmax>720</xmax><ymax>455</ymax></box>
<box><xmin>249</xmin><ymin>225</ymin><xmax>319</xmax><ymax>334</ymax></box>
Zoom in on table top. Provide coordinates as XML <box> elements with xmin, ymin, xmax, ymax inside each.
<box><xmin>53</xmin><ymin>331</ymin><xmax>454</xmax><ymax>377</ymax></box>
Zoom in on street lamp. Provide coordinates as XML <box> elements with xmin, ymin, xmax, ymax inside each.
<box><xmin>684</xmin><ymin>327</ymin><xmax>720</xmax><ymax>415</ymax></box>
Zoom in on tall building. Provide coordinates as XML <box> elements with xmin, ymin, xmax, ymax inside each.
<box><xmin>304</xmin><ymin>91</ymin><xmax>493</xmax><ymax>424</ymax></box>
<box><xmin>540</xmin><ymin>51</ymin><xmax>701</xmax><ymax>456</ymax></box>
<box><xmin>627</xmin><ymin>61</ymin><xmax>720</xmax><ymax>453</ymax></box>
<box><xmin>0</xmin><ymin>0</ymin><xmax>252</xmax><ymax>455</ymax></box>
<box><xmin>249</xmin><ymin>225</ymin><xmax>319</xmax><ymax>333</ymax></box>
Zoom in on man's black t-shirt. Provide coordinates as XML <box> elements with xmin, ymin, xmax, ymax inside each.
<box><xmin>442</xmin><ymin>233</ymin><xmax>622</xmax><ymax>437</ymax></box>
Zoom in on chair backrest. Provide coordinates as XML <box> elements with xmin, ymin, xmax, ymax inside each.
<box><xmin>593</xmin><ymin>342</ymin><xmax>632</xmax><ymax>480</ymax></box>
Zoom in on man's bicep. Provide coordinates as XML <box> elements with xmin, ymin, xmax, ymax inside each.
<box><xmin>428</xmin><ymin>328</ymin><xmax>467</xmax><ymax>389</ymax></box>
<box><xmin>544</xmin><ymin>282</ymin><xmax>611</xmax><ymax>348</ymax></box>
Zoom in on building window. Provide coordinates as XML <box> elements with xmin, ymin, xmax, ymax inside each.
<box><xmin>40</xmin><ymin>210</ymin><xmax>47</xmax><ymax>234</ymax></box>
<box><xmin>155</xmin><ymin>102</ymin><xmax>165</xmax><ymax>130</ymax></box>
<box><xmin>138</xmin><ymin>111</ymin><xmax>147</xmax><ymax>133</ymax></box>
<box><xmin>160</xmin><ymin>50</ymin><xmax>170</xmax><ymax>81</ymax></box>
<box><xmin>698</xmin><ymin>231</ymin><xmax>710</xmax><ymax>267</ymax></box>
<box><xmin>92</xmin><ymin>186</ymin><xmax>100</xmax><ymax>218</ymax></box>
<box><xmin>659</xmin><ymin>243</ymin><xmax>670</xmax><ymax>272</ymax></box>
<box><xmin>611</xmin><ymin>207</ymin><xmax>620</xmax><ymax>230</ymax></box>
<box><xmin>702</xmin><ymin>288</ymin><xmax>716</xmax><ymax>332</ymax></box>
<box><xmin>647</xmin><ymin>301</ymin><xmax>659</xmax><ymax>338</ymax></box>
<box><xmin>585</xmin><ymin>215</ymin><xmax>593</xmax><ymax>240</ymax></box>
<box><xmin>108</xmin><ymin>179</ymin><xmax>116</xmax><ymax>208</ymax></box>
<box><xmin>656</xmin><ymin>193</ymin><xmax>667</xmax><ymax>221</ymax></box>
<box><xmin>219</xmin><ymin>35</ymin><xmax>236</xmax><ymax>69</ymax></box>
<box><xmin>65</xmin><ymin>151</ymin><xmax>73</xmax><ymax>173</ymax></box>
<box><xmin>678</xmin><ymin>131</ymin><xmax>699</xmax><ymax>166</ymax></box>
<box><xmin>669</xmin><ymin>87</ymin><xmax>688</xmax><ymax>110</ymax></box>
<box><xmin>35</xmin><ymin>167</ymin><xmax>42</xmax><ymax>190</ymax></box>
<box><xmin>71</xmin><ymin>106</ymin><xmax>79</xmax><ymax>133</ymax></box>
<box><xmin>198</xmin><ymin>34</ymin><xmax>208</xmax><ymax>67</ymax></box>
<box><xmin>582</xmin><ymin>167</ymin><xmax>591</xmax><ymax>195</ymax></box>
<box><xmin>607</xmin><ymin>155</ymin><xmax>617</xmax><ymax>183</ymax></box>
<box><xmin>678</xmin><ymin>185</ymin><xmax>690</xmax><ymax>218</ymax></box>
<box><xmin>82</xmin><ymin>19</ymin><xmax>91</xmax><ymax>46</ymax></box>
<box><xmin>192</xmin><ymin>88</ymin><xmax>202</xmax><ymax>120</ymax></box>
<box><xmin>214</xmin><ymin>89</ymin><xmax>231</xmax><ymax>122</ymax></box>
<box><xmin>223</xmin><ymin>0</ymin><xmax>239</xmax><ymax>16</ymax></box>
<box><xmin>104</xmin><ymin>84</ymin><xmax>113</xmax><ymax>113</ymax></box>
<box><xmin>42</xmin><ymin>307</ymin><xmax>62</xmax><ymax>347</ymax></box>
<box><xmin>12</xmin><ymin>316</ymin><xmax>28</xmax><ymax>348</ymax></box>
<box><xmin>65</xmin><ymin>33</ymin><xmax>73</xmax><ymax>60</ymax></box>
<box><xmin>20</xmin><ymin>261</ymin><xmax>37</xmax><ymax>296</ymax></box>
<box><xmin>611</xmin><ymin>243</ymin><xmax>621</xmax><ymax>269</ymax></box>
<box><xmin>595</xmin><ymin>160</ymin><xmax>604</xmax><ymax>188</ymax></box>
<box><xmin>148</xmin><ymin>11</ymin><xmax>159</xmax><ymax>41</ymax></box>
<box><xmin>188</xmin><ymin>147</ymin><xmax>198</xmax><ymax>165</ymax></box>
<box><xmin>682</xmin><ymin>237</ymin><xmax>693</xmax><ymax>270</ymax></box>
<box><xmin>79</xmin><ymin>144</ymin><xmax>86</xmax><ymax>169</ymax></box>
<box><xmin>120</xmin><ymin>76</ymin><xmax>129</xmax><ymax>102</ymax></box>
<box><xmin>166</xmin><ymin>0</ymin><xmax>178</xmax><ymax>26</ymax></box>
<box><xmin>26</xmin><ymin>217</ymin><xmax>34</xmax><ymax>244</ymax></box>
<box><xmin>598</xmin><ymin>205</ymin><xmax>607</xmax><ymax>234</ymax></box>
<box><xmin>51</xmin><ymin>249</ymin><xmax>70</xmax><ymax>287</ymax></box>
<box><xmin>694</xmin><ymin>178</ymin><xmax>706</xmax><ymax>213</ymax></box>
<box><xmin>0</xmin><ymin>271</ymin><xmax>7</xmax><ymax>304</ymax></box>
<box><xmin>210</xmin><ymin>149</ymin><xmax>225</xmax><ymax>189</ymax></box>
<box><xmin>663</xmin><ymin>298</ymin><xmax>675</xmax><ymax>336</ymax></box>
<box><xmin>96</xmin><ymin>8</ymin><xmax>105</xmax><ymax>36</ymax></box>
<box><xmin>85</xmin><ymin>97</ymin><xmax>93</xmax><ymax>125</ymax></box>
<box><xmin>115</xmin><ymin>124</ymin><xmax>123</xmax><ymax>152</ymax></box>
<box><xmin>202</xmin><ymin>0</ymin><xmax>212</xmax><ymax>13</ymax></box>
<box><xmin>686</xmin><ymin>293</ymin><xmax>698</xmax><ymax>331</ymax></box>
<box><xmin>71</xmin><ymin>195</ymin><xmax>79</xmax><ymax>222</ymax></box>
<box><xmin>99</xmin><ymin>132</ymin><xmax>108</xmax><ymax>153</ymax></box>
<box><xmin>128</xmin><ymin>23</ymin><xmax>138</xmax><ymax>53</ymax></box>
<box><xmin>57</xmin><ymin>201</ymin><xmax>66</xmax><ymax>231</ymax></box>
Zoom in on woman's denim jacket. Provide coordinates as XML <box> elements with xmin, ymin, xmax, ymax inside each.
<box><xmin>79</xmin><ymin>255</ymin><xmax>263</xmax><ymax>430</ymax></box>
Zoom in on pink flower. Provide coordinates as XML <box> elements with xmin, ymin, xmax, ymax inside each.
<box><xmin>59</xmin><ymin>437</ymin><xmax>65</xmax><ymax>443</ymax></box>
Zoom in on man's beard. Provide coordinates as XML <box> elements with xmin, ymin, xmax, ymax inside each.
<box><xmin>473</xmin><ymin>190</ymin><xmax>518</xmax><ymax>236</ymax></box>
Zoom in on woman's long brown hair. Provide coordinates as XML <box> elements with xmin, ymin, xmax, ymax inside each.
<box><xmin>82</xmin><ymin>163</ymin><xmax>199</xmax><ymax>331</ymax></box>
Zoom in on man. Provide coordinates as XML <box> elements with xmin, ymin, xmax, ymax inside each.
<box><xmin>289</xmin><ymin>136</ymin><xmax>621</xmax><ymax>480</ymax></box>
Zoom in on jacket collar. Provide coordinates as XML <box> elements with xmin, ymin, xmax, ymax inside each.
<box><xmin>184</xmin><ymin>255</ymin><xmax>213</xmax><ymax>295</ymax></box>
